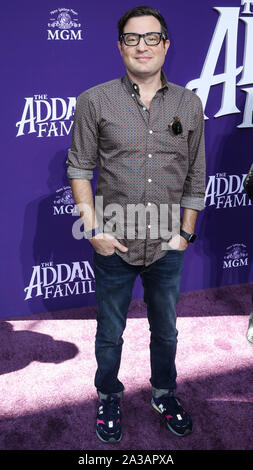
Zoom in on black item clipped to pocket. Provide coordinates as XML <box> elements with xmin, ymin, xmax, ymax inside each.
<box><xmin>244</xmin><ymin>163</ymin><xmax>253</xmax><ymax>200</ymax></box>
<box><xmin>170</xmin><ymin>116</ymin><xmax>183</xmax><ymax>136</ymax></box>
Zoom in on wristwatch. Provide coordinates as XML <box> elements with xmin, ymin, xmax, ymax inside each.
<box><xmin>84</xmin><ymin>227</ymin><xmax>102</xmax><ymax>239</ymax></box>
<box><xmin>180</xmin><ymin>229</ymin><xmax>197</xmax><ymax>243</ymax></box>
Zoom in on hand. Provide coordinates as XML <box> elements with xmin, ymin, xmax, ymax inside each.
<box><xmin>168</xmin><ymin>234</ymin><xmax>189</xmax><ymax>251</ymax></box>
<box><xmin>89</xmin><ymin>232</ymin><xmax>128</xmax><ymax>256</ymax></box>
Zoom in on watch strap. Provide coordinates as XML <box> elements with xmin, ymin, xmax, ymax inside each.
<box><xmin>180</xmin><ymin>229</ymin><xmax>197</xmax><ymax>243</ymax></box>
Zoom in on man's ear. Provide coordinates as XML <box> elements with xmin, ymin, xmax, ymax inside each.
<box><xmin>117</xmin><ymin>40</ymin><xmax>123</xmax><ymax>56</ymax></box>
<box><xmin>164</xmin><ymin>39</ymin><xmax>170</xmax><ymax>56</ymax></box>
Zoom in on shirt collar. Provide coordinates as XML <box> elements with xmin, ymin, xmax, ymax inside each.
<box><xmin>122</xmin><ymin>70</ymin><xmax>169</xmax><ymax>96</ymax></box>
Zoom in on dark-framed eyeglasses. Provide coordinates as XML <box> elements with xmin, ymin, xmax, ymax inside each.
<box><xmin>120</xmin><ymin>32</ymin><xmax>166</xmax><ymax>47</ymax></box>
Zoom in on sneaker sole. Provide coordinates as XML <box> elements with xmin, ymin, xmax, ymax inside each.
<box><xmin>96</xmin><ymin>428</ymin><xmax>122</xmax><ymax>444</ymax></box>
<box><xmin>151</xmin><ymin>399</ymin><xmax>192</xmax><ymax>437</ymax></box>
<box><xmin>246</xmin><ymin>332</ymin><xmax>253</xmax><ymax>344</ymax></box>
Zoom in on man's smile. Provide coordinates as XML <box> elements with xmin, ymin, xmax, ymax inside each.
<box><xmin>135</xmin><ymin>56</ymin><xmax>152</xmax><ymax>61</ymax></box>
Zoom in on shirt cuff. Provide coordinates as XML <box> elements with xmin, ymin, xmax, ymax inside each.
<box><xmin>67</xmin><ymin>166</ymin><xmax>94</xmax><ymax>180</ymax></box>
<box><xmin>181</xmin><ymin>196</ymin><xmax>205</xmax><ymax>211</ymax></box>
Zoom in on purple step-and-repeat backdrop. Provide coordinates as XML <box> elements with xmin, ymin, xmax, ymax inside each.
<box><xmin>1</xmin><ymin>0</ymin><xmax>253</xmax><ymax>318</ymax></box>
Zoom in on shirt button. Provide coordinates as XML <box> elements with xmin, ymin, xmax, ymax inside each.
<box><xmin>148</xmin><ymin>224</ymin><xmax>151</xmax><ymax>229</ymax></box>
<box><xmin>147</xmin><ymin>202</ymin><xmax>151</xmax><ymax>206</ymax></box>
<box><xmin>131</xmin><ymin>94</ymin><xmax>135</xmax><ymax>97</ymax></box>
<box><xmin>148</xmin><ymin>178</ymin><xmax>152</xmax><ymax>183</ymax></box>
<box><xmin>143</xmin><ymin>106</ymin><xmax>146</xmax><ymax>111</ymax></box>
<box><xmin>149</xmin><ymin>130</ymin><xmax>153</xmax><ymax>134</ymax></box>
<box><xmin>148</xmin><ymin>154</ymin><xmax>152</xmax><ymax>158</ymax></box>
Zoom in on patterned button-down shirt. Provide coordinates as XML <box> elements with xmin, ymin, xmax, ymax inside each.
<box><xmin>67</xmin><ymin>71</ymin><xmax>206</xmax><ymax>266</ymax></box>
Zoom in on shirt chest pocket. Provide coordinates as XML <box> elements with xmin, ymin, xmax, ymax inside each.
<box><xmin>155</xmin><ymin>129</ymin><xmax>189</xmax><ymax>159</ymax></box>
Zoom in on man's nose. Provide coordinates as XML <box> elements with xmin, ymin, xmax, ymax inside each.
<box><xmin>136</xmin><ymin>37</ymin><xmax>148</xmax><ymax>51</ymax></box>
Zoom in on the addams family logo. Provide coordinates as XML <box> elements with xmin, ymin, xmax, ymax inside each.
<box><xmin>186</xmin><ymin>0</ymin><xmax>253</xmax><ymax>127</ymax></box>
<box><xmin>16</xmin><ymin>95</ymin><xmax>76</xmax><ymax>137</ymax></box>
<box><xmin>205</xmin><ymin>172</ymin><xmax>252</xmax><ymax>208</ymax></box>
<box><xmin>47</xmin><ymin>8</ymin><xmax>83</xmax><ymax>40</ymax></box>
<box><xmin>223</xmin><ymin>243</ymin><xmax>248</xmax><ymax>268</ymax></box>
<box><xmin>24</xmin><ymin>261</ymin><xmax>95</xmax><ymax>300</ymax></box>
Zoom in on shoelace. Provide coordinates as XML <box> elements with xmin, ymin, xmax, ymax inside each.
<box><xmin>101</xmin><ymin>395</ymin><xmax>120</xmax><ymax>422</ymax></box>
<box><xmin>158</xmin><ymin>394</ymin><xmax>183</xmax><ymax>415</ymax></box>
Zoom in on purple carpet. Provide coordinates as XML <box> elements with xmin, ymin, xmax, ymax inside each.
<box><xmin>0</xmin><ymin>283</ymin><xmax>252</xmax><ymax>450</ymax></box>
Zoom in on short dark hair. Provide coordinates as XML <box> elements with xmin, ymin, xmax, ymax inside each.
<box><xmin>118</xmin><ymin>5</ymin><xmax>168</xmax><ymax>42</ymax></box>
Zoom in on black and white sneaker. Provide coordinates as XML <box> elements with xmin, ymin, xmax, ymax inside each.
<box><xmin>246</xmin><ymin>311</ymin><xmax>253</xmax><ymax>344</ymax></box>
<box><xmin>152</xmin><ymin>393</ymin><xmax>192</xmax><ymax>437</ymax></box>
<box><xmin>96</xmin><ymin>394</ymin><xmax>122</xmax><ymax>443</ymax></box>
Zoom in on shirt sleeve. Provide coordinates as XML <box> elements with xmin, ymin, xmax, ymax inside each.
<box><xmin>181</xmin><ymin>94</ymin><xmax>206</xmax><ymax>211</ymax></box>
<box><xmin>66</xmin><ymin>91</ymin><xmax>98</xmax><ymax>180</ymax></box>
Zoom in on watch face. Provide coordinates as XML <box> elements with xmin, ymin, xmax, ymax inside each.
<box><xmin>180</xmin><ymin>230</ymin><xmax>197</xmax><ymax>243</ymax></box>
<box><xmin>189</xmin><ymin>234</ymin><xmax>197</xmax><ymax>242</ymax></box>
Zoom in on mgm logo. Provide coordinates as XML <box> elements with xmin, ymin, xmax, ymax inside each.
<box><xmin>223</xmin><ymin>243</ymin><xmax>249</xmax><ymax>268</ymax></box>
<box><xmin>47</xmin><ymin>8</ymin><xmax>83</xmax><ymax>41</ymax></box>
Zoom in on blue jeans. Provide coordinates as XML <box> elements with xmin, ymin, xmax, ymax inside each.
<box><xmin>93</xmin><ymin>249</ymin><xmax>185</xmax><ymax>396</ymax></box>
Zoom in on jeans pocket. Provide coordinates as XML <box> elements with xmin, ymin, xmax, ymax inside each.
<box><xmin>94</xmin><ymin>250</ymin><xmax>116</xmax><ymax>257</ymax></box>
<box><xmin>167</xmin><ymin>243</ymin><xmax>187</xmax><ymax>253</ymax></box>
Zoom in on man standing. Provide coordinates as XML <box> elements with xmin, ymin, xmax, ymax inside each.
<box><xmin>244</xmin><ymin>163</ymin><xmax>253</xmax><ymax>344</ymax></box>
<box><xmin>67</xmin><ymin>6</ymin><xmax>206</xmax><ymax>443</ymax></box>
